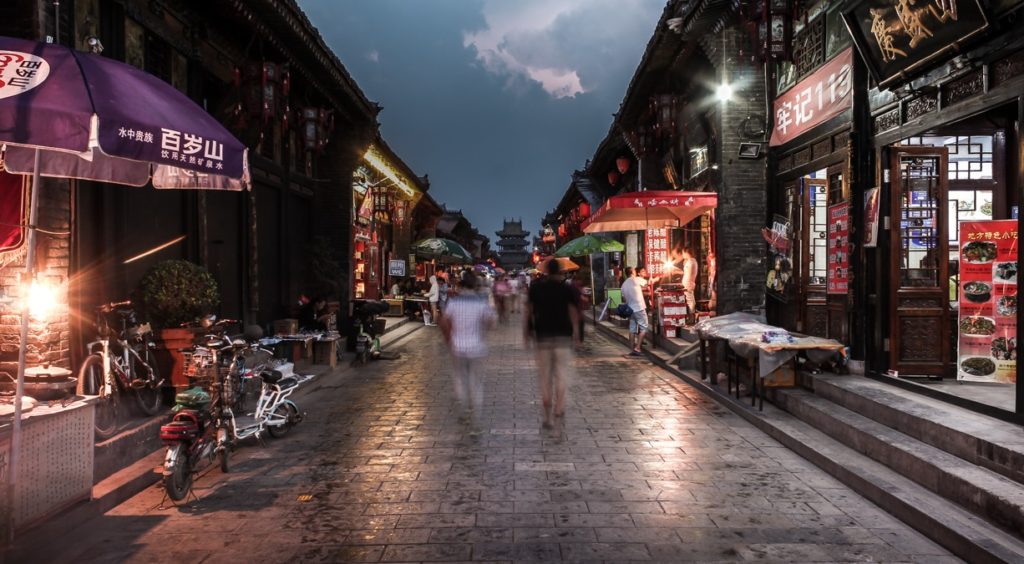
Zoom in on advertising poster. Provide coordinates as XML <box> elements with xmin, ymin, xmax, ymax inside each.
<box><xmin>863</xmin><ymin>187</ymin><xmax>880</xmax><ymax>248</ymax></box>
<box><xmin>646</xmin><ymin>228</ymin><xmax>669</xmax><ymax>278</ymax></box>
<box><xmin>827</xmin><ymin>202</ymin><xmax>849</xmax><ymax>294</ymax></box>
<box><xmin>958</xmin><ymin>220</ymin><xmax>1017</xmax><ymax>383</ymax></box>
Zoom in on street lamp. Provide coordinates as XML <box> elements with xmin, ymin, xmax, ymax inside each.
<box><xmin>26</xmin><ymin>277</ymin><xmax>58</xmax><ymax>320</ymax></box>
<box><xmin>715</xmin><ymin>83</ymin><xmax>733</xmax><ymax>103</ymax></box>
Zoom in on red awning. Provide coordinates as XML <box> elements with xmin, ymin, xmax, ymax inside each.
<box><xmin>582</xmin><ymin>190</ymin><xmax>717</xmax><ymax>233</ymax></box>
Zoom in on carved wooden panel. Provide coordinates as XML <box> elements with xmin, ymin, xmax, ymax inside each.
<box><xmin>904</xmin><ymin>94</ymin><xmax>937</xmax><ymax>122</ymax></box>
<box><xmin>899</xmin><ymin>297</ymin><xmax>943</xmax><ymax>308</ymax></box>
<box><xmin>778</xmin><ymin>155</ymin><xmax>794</xmax><ymax>171</ymax></box>
<box><xmin>813</xmin><ymin>139</ymin><xmax>832</xmax><ymax>160</ymax></box>
<box><xmin>806</xmin><ymin>306</ymin><xmax>828</xmax><ymax>338</ymax></box>
<box><xmin>899</xmin><ymin>317</ymin><xmax>942</xmax><ymax>362</ymax></box>
<box><xmin>943</xmin><ymin>70</ymin><xmax>984</xmax><ymax>106</ymax></box>
<box><xmin>993</xmin><ymin>50</ymin><xmax>1024</xmax><ymax>88</ymax></box>
<box><xmin>829</xmin><ymin>308</ymin><xmax>847</xmax><ymax>343</ymax></box>
<box><xmin>874</xmin><ymin>108</ymin><xmax>899</xmax><ymax>133</ymax></box>
<box><xmin>833</xmin><ymin>131</ymin><xmax>849</xmax><ymax>150</ymax></box>
<box><xmin>794</xmin><ymin>147</ymin><xmax>813</xmax><ymax>167</ymax></box>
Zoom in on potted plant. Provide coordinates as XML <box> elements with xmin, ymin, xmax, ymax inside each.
<box><xmin>138</xmin><ymin>260</ymin><xmax>220</xmax><ymax>388</ymax></box>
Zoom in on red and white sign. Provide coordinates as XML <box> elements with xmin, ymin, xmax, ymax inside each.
<box><xmin>584</xmin><ymin>191</ymin><xmax>717</xmax><ymax>234</ymax></box>
<box><xmin>827</xmin><ymin>202</ymin><xmax>849</xmax><ymax>295</ymax></box>
<box><xmin>658</xmin><ymin>290</ymin><xmax>689</xmax><ymax>338</ymax></box>
<box><xmin>770</xmin><ymin>49</ymin><xmax>852</xmax><ymax>147</ymax></box>
<box><xmin>958</xmin><ymin>220</ymin><xmax>1018</xmax><ymax>383</ymax></box>
<box><xmin>0</xmin><ymin>51</ymin><xmax>49</xmax><ymax>99</ymax></box>
<box><xmin>645</xmin><ymin>228</ymin><xmax>669</xmax><ymax>279</ymax></box>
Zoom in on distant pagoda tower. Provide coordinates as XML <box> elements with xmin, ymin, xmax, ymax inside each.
<box><xmin>495</xmin><ymin>218</ymin><xmax>531</xmax><ymax>269</ymax></box>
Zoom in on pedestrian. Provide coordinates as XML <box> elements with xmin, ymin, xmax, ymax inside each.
<box><xmin>439</xmin><ymin>270</ymin><xmax>496</xmax><ymax>429</ymax></box>
<box><xmin>620</xmin><ymin>266</ymin><xmax>649</xmax><ymax>356</ymax></box>
<box><xmin>493</xmin><ymin>275</ymin><xmax>511</xmax><ymax>321</ymax></box>
<box><xmin>525</xmin><ymin>257</ymin><xmax>581</xmax><ymax>429</ymax></box>
<box><xmin>680</xmin><ymin>246</ymin><xmax>699</xmax><ymax>323</ymax></box>
<box><xmin>426</xmin><ymin>274</ymin><xmax>440</xmax><ymax>325</ymax></box>
<box><xmin>438</xmin><ymin>272</ymin><xmax>450</xmax><ymax>315</ymax></box>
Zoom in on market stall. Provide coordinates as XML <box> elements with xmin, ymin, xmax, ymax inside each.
<box><xmin>583</xmin><ymin>191</ymin><xmax>718</xmax><ymax>338</ymax></box>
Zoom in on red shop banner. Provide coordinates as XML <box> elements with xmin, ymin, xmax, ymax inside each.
<box><xmin>770</xmin><ymin>49</ymin><xmax>852</xmax><ymax>147</ymax></box>
<box><xmin>958</xmin><ymin>220</ymin><xmax>1017</xmax><ymax>383</ymax></box>
<box><xmin>645</xmin><ymin>228</ymin><xmax>669</xmax><ymax>279</ymax></box>
<box><xmin>827</xmin><ymin>202</ymin><xmax>849</xmax><ymax>295</ymax></box>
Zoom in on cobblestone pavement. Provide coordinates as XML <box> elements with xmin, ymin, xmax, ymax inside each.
<box><xmin>31</xmin><ymin>320</ymin><xmax>957</xmax><ymax>563</ymax></box>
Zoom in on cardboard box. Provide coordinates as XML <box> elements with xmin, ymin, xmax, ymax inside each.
<box><xmin>763</xmin><ymin>364</ymin><xmax>796</xmax><ymax>387</ymax></box>
<box><xmin>274</xmin><ymin>318</ymin><xmax>298</xmax><ymax>336</ymax></box>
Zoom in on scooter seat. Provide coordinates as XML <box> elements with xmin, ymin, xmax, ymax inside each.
<box><xmin>261</xmin><ymin>369</ymin><xmax>287</xmax><ymax>383</ymax></box>
<box><xmin>275</xmin><ymin>376</ymin><xmax>298</xmax><ymax>390</ymax></box>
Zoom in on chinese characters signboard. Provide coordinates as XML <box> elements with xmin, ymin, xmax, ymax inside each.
<box><xmin>0</xmin><ymin>51</ymin><xmax>49</xmax><ymax>99</ymax></box>
<box><xmin>388</xmin><ymin>259</ymin><xmax>406</xmax><ymax>277</ymax></box>
<box><xmin>771</xmin><ymin>49</ymin><xmax>852</xmax><ymax>146</ymax></box>
<box><xmin>957</xmin><ymin>220</ymin><xmax>1017</xmax><ymax>383</ymax></box>
<box><xmin>646</xmin><ymin>228</ymin><xmax>669</xmax><ymax>279</ymax></box>
<box><xmin>842</xmin><ymin>0</ymin><xmax>988</xmax><ymax>88</ymax></box>
<box><xmin>827</xmin><ymin>202</ymin><xmax>850</xmax><ymax>294</ymax></box>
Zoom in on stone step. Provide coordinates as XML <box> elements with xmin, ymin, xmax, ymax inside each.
<box><xmin>779</xmin><ymin>388</ymin><xmax>1024</xmax><ymax>536</ymax></box>
<box><xmin>811</xmin><ymin>374</ymin><xmax>1024</xmax><ymax>486</ymax></box>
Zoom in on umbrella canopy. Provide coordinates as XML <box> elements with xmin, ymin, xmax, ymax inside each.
<box><xmin>554</xmin><ymin>234</ymin><xmax>625</xmax><ymax>257</ymax></box>
<box><xmin>0</xmin><ymin>35</ymin><xmax>249</xmax><ymax>189</ymax></box>
<box><xmin>413</xmin><ymin>238</ymin><xmax>473</xmax><ymax>264</ymax></box>
<box><xmin>539</xmin><ymin>256</ymin><xmax>580</xmax><ymax>272</ymax></box>
<box><xmin>583</xmin><ymin>191</ymin><xmax>716</xmax><ymax>233</ymax></box>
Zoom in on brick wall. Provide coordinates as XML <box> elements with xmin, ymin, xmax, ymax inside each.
<box><xmin>707</xmin><ymin>27</ymin><xmax>768</xmax><ymax>315</ymax></box>
<box><xmin>0</xmin><ymin>177</ymin><xmax>73</xmax><ymax>377</ymax></box>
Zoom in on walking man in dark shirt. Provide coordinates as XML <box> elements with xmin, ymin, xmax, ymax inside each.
<box><xmin>525</xmin><ymin>259</ymin><xmax>581</xmax><ymax>429</ymax></box>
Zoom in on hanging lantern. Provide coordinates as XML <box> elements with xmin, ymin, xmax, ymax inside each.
<box><xmin>579</xmin><ymin>202</ymin><xmax>591</xmax><ymax>218</ymax></box>
<box><xmin>240</xmin><ymin>62</ymin><xmax>288</xmax><ymax>124</ymax></box>
<box><xmin>607</xmin><ymin>170</ymin><xmax>620</xmax><ymax>186</ymax></box>
<box><xmin>764</xmin><ymin>0</ymin><xmax>792</xmax><ymax>60</ymax></box>
<box><xmin>355</xmin><ymin>240</ymin><xmax>366</xmax><ymax>253</ymax></box>
<box><xmin>301</xmin><ymin>107</ymin><xmax>335</xmax><ymax>154</ymax></box>
<box><xmin>616</xmin><ymin>156</ymin><xmax>630</xmax><ymax>174</ymax></box>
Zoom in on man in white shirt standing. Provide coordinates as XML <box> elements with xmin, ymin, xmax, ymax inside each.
<box><xmin>620</xmin><ymin>266</ymin><xmax>648</xmax><ymax>356</ymax></box>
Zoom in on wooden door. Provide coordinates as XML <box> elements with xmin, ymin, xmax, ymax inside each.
<box><xmin>802</xmin><ymin>178</ymin><xmax>829</xmax><ymax>337</ymax></box>
<box><xmin>889</xmin><ymin>146</ymin><xmax>949</xmax><ymax>375</ymax></box>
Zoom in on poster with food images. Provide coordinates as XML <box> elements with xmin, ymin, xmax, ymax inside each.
<box><xmin>958</xmin><ymin>220</ymin><xmax>1017</xmax><ymax>383</ymax></box>
<box><xmin>827</xmin><ymin>202</ymin><xmax>849</xmax><ymax>295</ymax></box>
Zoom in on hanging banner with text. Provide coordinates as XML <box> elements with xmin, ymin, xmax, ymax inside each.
<box><xmin>827</xmin><ymin>202</ymin><xmax>849</xmax><ymax>295</ymax></box>
<box><xmin>770</xmin><ymin>49</ymin><xmax>852</xmax><ymax>147</ymax></box>
<box><xmin>957</xmin><ymin>220</ymin><xmax>1017</xmax><ymax>383</ymax></box>
<box><xmin>646</xmin><ymin>228</ymin><xmax>669</xmax><ymax>279</ymax></box>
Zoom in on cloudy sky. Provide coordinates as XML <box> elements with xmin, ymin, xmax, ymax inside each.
<box><xmin>299</xmin><ymin>0</ymin><xmax>665</xmax><ymax>241</ymax></box>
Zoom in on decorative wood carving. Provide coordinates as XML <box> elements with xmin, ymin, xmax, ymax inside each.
<box><xmin>813</xmin><ymin>139</ymin><xmax>832</xmax><ymax>160</ymax></box>
<box><xmin>807</xmin><ymin>307</ymin><xmax>828</xmax><ymax>338</ymax></box>
<box><xmin>794</xmin><ymin>148</ymin><xmax>812</xmax><ymax>167</ymax></box>
<box><xmin>899</xmin><ymin>317</ymin><xmax>942</xmax><ymax>361</ymax></box>
<box><xmin>874</xmin><ymin>108</ymin><xmax>899</xmax><ymax>133</ymax></box>
<box><xmin>900</xmin><ymin>297</ymin><xmax>943</xmax><ymax>308</ymax></box>
<box><xmin>778</xmin><ymin>155</ymin><xmax>794</xmax><ymax>171</ymax></box>
<box><xmin>992</xmin><ymin>50</ymin><xmax>1024</xmax><ymax>88</ymax></box>
<box><xmin>904</xmin><ymin>94</ymin><xmax>937</xmax><ymax>122</ymax></box>
<box><xmin>943</xmin><ymin>70</ymin><xmax>984</xmax><ymax>106</ymax></box>
<box><xmin>833</xmin><ymin>131</ymin><xmax>849</xmax><ymax>150</ymax></box>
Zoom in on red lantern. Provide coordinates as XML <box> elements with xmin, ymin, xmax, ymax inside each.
<box><xmin>355</xmin><ymin>240</ymin><xmax>366</xmax><ymax>252</ymax></box>
<box><xmin>616</xmin><ymin>156</ymin><xmax>630</xmax><ymax>174</ymax></box>
<box><xmin>607</xmin><ymin>171</ymin><xmax>620</xmax><ymax>186</ymax></box>
<box><xmin>558</xmin><ymin>225</ymin><xmax>567</xmax><ymax>238</ymax></box>
<box><xmin>579</xmin><ymin>202</ymin><xmax>591</xmax><ymax>218</ymax></box>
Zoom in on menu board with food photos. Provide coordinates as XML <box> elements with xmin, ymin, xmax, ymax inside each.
<box><xmin>827</xmin><ymin>202</ymin><xmax>849</xmax><ymax>295</ymax></box>
<box><xmin>958</xmin><ymin>220</ymin><xmax>1017</xmax><ymax>383</ymax></box>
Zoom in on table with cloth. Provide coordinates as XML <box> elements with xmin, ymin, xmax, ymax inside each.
<box><xmin>696</xmin><ymin>313</ymin><xmax>845</xmax><ymax>410</ymax></box>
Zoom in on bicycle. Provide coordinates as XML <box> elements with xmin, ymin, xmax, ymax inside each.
<box><xmin>77</xmin><ymin>300</ymin><xmax>165</xmax><ymax>439</ymax></box>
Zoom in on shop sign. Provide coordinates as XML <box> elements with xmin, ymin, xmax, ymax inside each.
<box><xmin>646</xmin><ymin>228</ymin><xmax>670</xmax><ymax>278</ymax></box>
<box><xmin>770</xmin><ymin>49</ymin><xmax>852</xmax><ymax>147</ymax></box>
<box><xmin>827</xmin><ymin>202</ymin><xmax>850</xmax><ymax>294</ymax></box>
<box><xmin>357</xmin><ymin>189</ymin><xmax>374</xmax><ymax>223</ymax></box>
<box><xmin>658</xmin><ymin>291</ymin><xmax>689</xmax><ymax>338</ymax></box>
<box><xmin>388</xmin><ymin>259</ymin><xmax>406</xmax><ymax>277</ymax></box>
<box><xmin>842</xmin><ymin>0</ymin><xmax>988</xmax><ymax>89</ymax></box>
<box><xmin>957</xmin><ymin>220</ymin><xmax>1017</xmax><ymax>383</ymax></box>
<box><xmin>863</xmin><ymin>187</ymin><xmax>881</xmax><ymax>248</ymax></box>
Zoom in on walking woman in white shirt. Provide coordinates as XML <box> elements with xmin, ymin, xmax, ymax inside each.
<box><xmin>426</xmin><ymin>275</ymin><xmax>440</xmax><ymax>325</ymax></box>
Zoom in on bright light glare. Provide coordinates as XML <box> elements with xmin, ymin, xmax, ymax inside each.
<box><xmin>27</xmin><ymin>279</ymin><xmax>57</xmax><ymax>320</ymax></box>
<box><xmin>362</xmin><ymin>145</ymin><xmax>417</xmax><ymax>198</ymax></box>
<box><xmin>715</xmin><ymin>83</ymin><xmax>733</xmax><ymax>102</ymax></box>
<box><xmin>663</xmin><ymin>259</ymin><xmax>676</xmax><ymax>272</ymax></box>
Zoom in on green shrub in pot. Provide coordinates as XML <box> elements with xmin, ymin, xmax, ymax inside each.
<box><xmin>138</xmin><ymin>259</ymin><xmax>220</xmax><ymax>329</ymax></box>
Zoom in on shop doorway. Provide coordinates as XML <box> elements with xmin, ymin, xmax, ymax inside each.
<box><xmin>884</xmin><ymin>110</ymin><xmax>1018</xmax><ymax>412</ymax></box>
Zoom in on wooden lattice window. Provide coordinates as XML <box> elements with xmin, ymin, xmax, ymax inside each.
<box><xmin>792</xmin><ymin>17</ymin><xmax>825</xmax><ymax>79</ymax></box>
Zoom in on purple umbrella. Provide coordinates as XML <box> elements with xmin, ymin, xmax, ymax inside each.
<box><xmin>0</xmin><ymin>35</ymin><xmax>249</xmax><ymax>525</ymax></box>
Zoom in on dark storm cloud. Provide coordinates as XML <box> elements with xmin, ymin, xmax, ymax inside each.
<box><xmin>298</xmin><ymin>0</ymin><xmax>663</xmax><ymax>241</ymax></box>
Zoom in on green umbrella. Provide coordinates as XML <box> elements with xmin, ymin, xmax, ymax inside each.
<box><xmin>413</xmin><ymin>237</ymin><xmax>474</xmax><ymax>264</ymax></box>
<box><xmin>554</xmin><ymin>234</ymin><xmax>625</xmax><ymax>257</ymax></box>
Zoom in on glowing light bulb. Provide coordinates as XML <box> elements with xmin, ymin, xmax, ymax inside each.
<box><xmin>715</xmin><ymin>83</ymin><xmax>733</xmax><ymax>102</ymax></box>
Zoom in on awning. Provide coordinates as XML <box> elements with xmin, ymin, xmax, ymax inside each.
<box><xmin>582</xmin><ymin>190</ymin><xmax>717</xmax><ymax>233</ymax></box>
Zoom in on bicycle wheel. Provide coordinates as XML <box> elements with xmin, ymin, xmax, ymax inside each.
<box><xmin>267</xmin><ymin>403</ymin><xmax>297</xmax><ymax>438</ymax></box>
<box><xmin>131</xmin><ymin>345</ymin><xmax>163</xmax><ymax>416</ymax></box>
<box><xmin>78</xmin><ymin>354</ymin><xmax>118</xmax><ymax>439</ymax></box>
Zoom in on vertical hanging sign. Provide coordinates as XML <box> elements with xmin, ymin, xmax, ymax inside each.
<box><xmin>958</xmin><ymin>220</ymin><xmax>1017</xmax><ymax>383</ymax></box>
<box><xmin>827</xmin><ymin>202</ymin><xmax>849</xmax><ymax>294</ymax></box>
<box><xmin>645</xmin><ymin>228</ymin><xmax>669</xmax><ymax>278</ymax></box>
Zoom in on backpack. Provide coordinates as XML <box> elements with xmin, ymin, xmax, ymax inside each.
<box><xmin>615</xmin><ymin>303</ymin><xmax>633</xmax><ymax>318</ymax></box>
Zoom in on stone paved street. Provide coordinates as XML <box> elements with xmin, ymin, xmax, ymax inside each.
<box><xmin>30</xmin><ymin>320</ymin><xmax>957</xmax><ymax>563</ymax></box>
